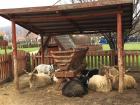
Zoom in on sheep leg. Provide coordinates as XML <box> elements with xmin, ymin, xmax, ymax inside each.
<box><xmin>29</xmin><ymin>81</ymin><xmax>33</xmax><ymax>88</ymax></box>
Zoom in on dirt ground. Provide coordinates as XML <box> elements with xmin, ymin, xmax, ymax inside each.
<box><xmin>0</xmin><ymin>72</ymin><xmax>140</xmax><ymax>105</ymax></box>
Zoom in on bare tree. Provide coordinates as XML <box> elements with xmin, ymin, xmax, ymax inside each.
<box><xmin>132</xmin><ymin>0</ymin><xmax>140</xmax><ymax>35</ymax></box>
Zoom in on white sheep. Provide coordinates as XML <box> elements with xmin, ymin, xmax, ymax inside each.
<box><xmin>29</xmin><ymin>73</ymin><xmax>53</xmax><ymax>88</ymax></box>
<box><xmin>88</xmin><ymin>70</ymin><xmax>112</xmax><ymax>92</ymax></box>
<box><xmin>100</xmin><ymin>65</ymin><xmax>118</xmax><ymax>76</ymax></box>
<box><xmin>99</xmin><ymin>65</ymin><xmax>137</xmax><ymax>90</ymax></box>
<box><xmin>34</xmin><ymin>64</ymin><xmax>55</xmax><ymax>75</ymax></box>
<box><xmin>112</xmin><ymin>74</ymin><xmax>137</xmax><ymax>90</ymax></box>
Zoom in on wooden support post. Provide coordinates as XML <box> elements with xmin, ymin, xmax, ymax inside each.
<box><xmin>12</xmin><ymin>21</ymin><xmax>19</xmax><ymax>90</ymax></box>
<box><xmin>117</xmin><ymin>12</ymin><xmax>124</xmax><ymax>93</ymax></box>
<box><xmin>38</xmin><ymin>36</ymin><xmax>51</xmax><ymax>53</ymax></box>
<box><xmin>41</xmin><ymin>35</ymin><xmax>44</xmax><ymax>64</ymax></box>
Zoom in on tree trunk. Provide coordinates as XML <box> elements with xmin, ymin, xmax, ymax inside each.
<box><xmin>104</xmin><ymin>33</ymin><xmax>118</xmax><ymax>65</ymax></box>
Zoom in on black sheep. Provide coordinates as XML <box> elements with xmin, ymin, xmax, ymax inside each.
<box><xmin>81</xmin><ymin>68</ymin><xmax>99</xmax><ymax>79</ymax></box>
<box><xmin>62</xmin><ymin>69</ymin><xmax>99</xmax><ymax>97</ymax></box>
<box><xmin>62</xmin><ymin>76</ymin><xmax>88</xmax><ymax>97</ymax></box>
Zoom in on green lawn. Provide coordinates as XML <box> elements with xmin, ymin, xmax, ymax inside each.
<box><xmin>18</xmin><ymin>47</ymin><xmax>39</xmax><ymax>53</ymax></box>
<box><xmin>102</xmin><ymin>42</ymin><xmax>140</xmax><ymax>50</ymax></box>
<box><xmin>1</xmin><ymin>42</ymin><xmax>140</xmax><ymax>55</ymax></box>
<box><xmin>0</xmin><ymin>47</ymin><xmax>39</xmax><ymax>54</ymax></box>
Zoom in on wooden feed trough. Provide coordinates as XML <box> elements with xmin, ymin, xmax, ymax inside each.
<box><xmin>51</xmin><ymin>47</ymin><xmax>89</xmax><ymax>78</ymax></box>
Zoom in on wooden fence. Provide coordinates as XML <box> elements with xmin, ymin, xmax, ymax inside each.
<box><xmin>0</xmin><ymin>50</ymin><xmax>29</xmax><ymax>84</ymax></box>
<box><xmin>16</xmin><ymin>50</ymin><xmax>30</xmax><ymax>75</ymax></box>
<box><xmin>86</xmin><ymin>50</ymin><xmax>140</xmax><ymax>70</ymax></box>
<box><xmin>0</xmin><ymin>54</ymin><xmax>12</xmax><ymax>83</ymax></box>
<box><xmin>1</xmin><ymin>50</ymin><xmax>139</xmax><ymax>84</ymax></box>
<box><xmin>30</xmin><ymin>50</ymin><xmax>140</xmax><ymax>71</ymax></box>
<box><xmin>31</xmin><ymin>53</ymin><xmax>54</xmax><ymax>70</ymax></box>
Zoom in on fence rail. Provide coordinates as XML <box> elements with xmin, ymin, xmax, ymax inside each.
<box><xmin>124</xmin><ymin>51</ymin><xmax>140</xmax><ymax>70</ymax></box>
<box><xmin>86</xmin><ymin>50</ymin><xmax>140</xmax><ymax>70</ymax></box>
<box><xmin>30</xmin><ymin>50</ymin><xmax>140</xmax><ymax>71</ymax></box>
<box><xmin>31</xmin><ymin>53</ymin><xmax>54</xmax><ymax>70</ymax></box>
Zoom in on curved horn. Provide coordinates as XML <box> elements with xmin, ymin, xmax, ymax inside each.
<box><xmin>23</xmin><ymin>69</ymin><xmax>29</xmax><ymax>74</ymax></box>
<box><xmin>31</xmin><ymin>68</ymin><xmax>37</xmax><ymax>73</ymax></box>
<box><xmin>85</xmin><ymin>70</ymin><xmax>90</xmax><ymax>77</ymax></box>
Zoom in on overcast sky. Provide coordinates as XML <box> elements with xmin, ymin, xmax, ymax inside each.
<box><xmin>0</xmin><ymin>0</ymin><xmax>70</xmax><ymax>27</ymax></box>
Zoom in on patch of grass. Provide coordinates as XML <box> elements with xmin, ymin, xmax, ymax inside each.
<box><xmin>0</xmin><ymin>49</ymin><xmax>12</xmax><ymax>54</ymax></box>
<box><xmin>124</xmin><ymin>42</ymin><xmax>140</xmax><ymax>50</ymax></box>
<box><xmin>102</xmin><ymin>44</ymin><xmax>110</xmax><ymax>50</ymax></box>
<box><xmin>0</xmin><ymin>47</ymin><xmax>39</xmax><ymax>54</ymax></box>
<box><xmin>18</xmin><ymin>47</ymin><xmax>39</xmax><ymax>53</ymax></box>
<box><xmin>102</xmin><ymin>42</ymin><xmax>140</xmax><ymax>51</ymax></box>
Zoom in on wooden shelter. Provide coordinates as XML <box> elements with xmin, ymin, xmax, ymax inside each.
<box><xmin>0</xmin><ymin>0</ymin><xmax>133</xmax><ymax>92</ymax></box>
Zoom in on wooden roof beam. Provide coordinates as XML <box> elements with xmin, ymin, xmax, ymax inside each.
<box><xmin>42</xmin><ymin>28</ymin><xmax>116</xmax><ymax>33</ymax></box>
<box><xmin>29</xmin><ymin>17</ymin><xmax>131</xmax><ymax>26</ymax></box>
<box><xmin>67</xmin><ymin>19</ymin><xmax>83</xmax><ymax>33</ymax></box>
<box><xmin>36</xmin><ymin>22</ymin><xmax>131</xmax><ymax>29</ymax></box>
<box><xmin>1</xmin><ymin>15</ymin><xmax>42</xmax><ymax>34</ymax></box>
<box><xmin>39</xmin><ymin>22</ymin><xmax>131</xmax><ymax>29</ymax></box>
<box><xmin>43</xmin><ymin>30</ymin><xmax>116</xmax><ymax>36</ymax></box>
<box><xmin>12</xmin><ymin>11</ymin><xmax>122</xmax><ymax>23</ymax></box>
<box><xmin>17</xmin><ymin>23</ymin><xmax>42</xmax><ymax>34</ymax></box>
<box><xmin>40</xmin><ymin>26</ymin><xmax>131</xmax><ymax>32</ymax></box>
<box><xmin>56</xmin><ymin>11</ymin><xmax>83</xmax><ymax>33</ymax></box>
